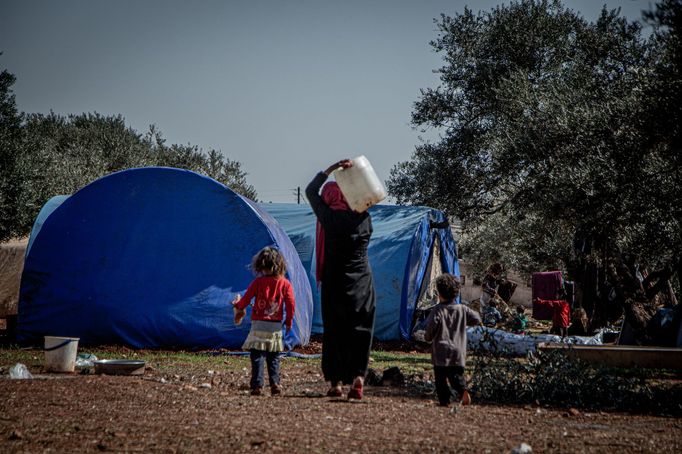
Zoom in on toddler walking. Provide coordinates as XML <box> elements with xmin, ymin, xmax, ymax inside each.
<box><xmin>232</xmin><ymin>247</ymin><xmax>295</xmax><ymax>396</ymax></box>
<box><xmin>424</xmin><ymin>274</ymin><xmax>481</xmax><ymax>407</ymax></box>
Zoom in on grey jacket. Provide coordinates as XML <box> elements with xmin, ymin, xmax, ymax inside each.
<box><xmin>424</xmin><ymin>302</ymin><xmax>481</xmax><ymax>367</ymax></box>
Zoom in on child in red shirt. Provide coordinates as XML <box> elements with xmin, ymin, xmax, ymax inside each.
<box><xmin>549</xmin><ymin>299</ymin><xmax>570</xmax><ymax>337</ymax></box>
<box><xmin>232</xmin><ymin>247</ymin><xmax>295</xmax><ymax>396</ymax></box>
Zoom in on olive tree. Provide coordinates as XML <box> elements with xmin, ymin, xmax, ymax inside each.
<box><xmin>388</xmin><ymin>0</ymin><xmax>681</xmax><ymax>336</ymax></box>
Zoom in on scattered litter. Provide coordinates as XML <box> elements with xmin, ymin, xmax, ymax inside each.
<box><xmin>160</xmin><ymin>378</ymin><xmax>167</xmax><ymax>384</ymax></box>
<box><xmin>75</xmin><ymin>353</ymin><xmax>98</xmax><ymax>368</ymax></box>
<box><xmin>301</xmin><ymin>389</ymin><xmax>324</xmax><ymax>398</ymax></box>
<box><xmin>511</xmin><ymin>443</ymin><xmax>532</xmax><ymax>454</ymax></box>
<box><xmin>199</xmin><ymin>383</ymin><xmax>212</xmax><ymax>389</ymax></box>
<box><xmin>9</xmin><ymin>363</ymin><xmax>32</xmax><ymax>379</ymax></box>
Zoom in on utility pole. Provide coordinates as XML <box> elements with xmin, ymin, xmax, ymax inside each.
<box><xmin>297</xmin><ymin>186</ymin><xmax>301</xmax><ymax>204</ymax></box>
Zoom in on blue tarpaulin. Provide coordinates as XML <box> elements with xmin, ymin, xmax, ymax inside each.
<box><xmin>262</xmin><ymin>203</ymin><xmax>459</xmax><ymax>340</ymax></box>
<box><xmin>18</xmin><ymin>167</ymin><xmax>313</xmax><ymax>349</ymax></box>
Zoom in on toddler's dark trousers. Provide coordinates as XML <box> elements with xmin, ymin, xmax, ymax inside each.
<box><xmin>433</xmin><ymin>365</ymin><xmax>466</xmax><ymax>405</ymax></box>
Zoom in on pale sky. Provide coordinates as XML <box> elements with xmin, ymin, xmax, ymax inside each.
<box><xmin>1</xmin><ymin>0</ymin><xmax>653</xmax><ymax>202</ymax></box>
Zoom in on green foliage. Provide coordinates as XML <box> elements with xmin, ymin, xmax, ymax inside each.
<box><xmin>370</xmin><ymin>350</ymin><xmax>432</xmax><ymax>375</ymax></box>
<box><xmin>388</xmin><ymin>0</ymin><xmax>681</xmax><ymax>281</ymax></box>
<box><xmin>0</xmin><ymin>79</ymin><xmax>258</xmax><ymax>242</ymax></box>
<box><xmin>0</xmin><ymin>68</ymin><xmax>25</xmax><ymax>241</ymax></box>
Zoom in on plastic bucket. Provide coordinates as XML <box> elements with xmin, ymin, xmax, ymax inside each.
<box><xmin>44</xmin><ymin>336</ymin><xmax>79</xmax><ymax>372</ymax></box>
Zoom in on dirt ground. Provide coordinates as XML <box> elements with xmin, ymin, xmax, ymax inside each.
<box><xmin>1</xmin><ymin>347</ymin><xmax>680</xmax><ymax>453</ymax></box>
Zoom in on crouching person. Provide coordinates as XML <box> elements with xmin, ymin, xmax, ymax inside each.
<box><xmin>424</xmin><ymin>274</ymin><xmax>482</xmax><ymax>407</ymax></box>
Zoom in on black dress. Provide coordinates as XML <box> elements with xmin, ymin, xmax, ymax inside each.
<box><xmin>306</xmin><ymin>172</ymin><xmax>376</xmax><ymax>385</ymax></box>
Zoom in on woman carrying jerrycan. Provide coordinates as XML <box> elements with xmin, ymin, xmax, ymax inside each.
<box><xmin>306</xmin><ymin>157</ymin><xmax>385</xmax><ymax>400</ymax></box>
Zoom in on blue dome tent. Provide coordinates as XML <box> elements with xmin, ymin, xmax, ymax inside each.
<box><xmin>261</xmin><ymin>204</ymin><xmax>459</xmax><ymax>340</ymax></box>
<box><xmin>18</xmin><ymin>168</ymin><xmax>312</xmax><ymax>349</ymax></box>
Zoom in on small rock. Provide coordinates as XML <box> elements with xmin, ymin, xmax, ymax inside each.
<box><xmin>383</xmin><ymin>366</ymin><xmax>405</xmax><ymax>387</ymax></box>
<box><xmin>511</xmin><ymin>442</ymin><xmax>532</xmax><ymax>454</ymax></box>
<box><xmin>208</xmin><ymin>370</ymin><xmax>214</xmax><ymax>375</ymax></box>
<box><xmin>199</xmin><ymin>383</ymin><xmax>212</xmax><ymax>389</ymax></box>
<box><xmin>568</xmin><ymin>408</ymin><xmax>580</xmax><ymax>417</ymax></box>
<box><xmin>184</xmin><ymin>385</ymin><xmax>198</xmax><ymax>391</ymax></box>
<box><xmin>160</xmin><ymin>378</ymin><xmax>167</xmax><ymax>384</ymax></box>
<box><xmin>364</xmin><ymin>368</ymin><xmax>383</xmax><ymax>386</ymax></box>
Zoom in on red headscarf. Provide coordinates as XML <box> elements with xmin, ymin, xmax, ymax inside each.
<box><xmin>315</xmin><ymin>182</ymin><xmax>350</xmax><ymax>284</ymax></box>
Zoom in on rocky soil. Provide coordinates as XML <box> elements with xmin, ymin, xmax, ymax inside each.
<box><xmin>1</xmin><ymin>347</ymin><xmax>680</xmax><ymax>453</ymax></box>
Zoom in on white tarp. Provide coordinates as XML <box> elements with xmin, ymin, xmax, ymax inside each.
<box><xmin>466</xmin><ymin>326</ymin><xmax>603</xmax><ymax>356</ymax></box>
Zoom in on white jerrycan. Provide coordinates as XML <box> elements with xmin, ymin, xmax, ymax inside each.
<box><xmin>333</xmin><ymin>155</ymin><xmax>387</xmax><ymax>212</ymax></box>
